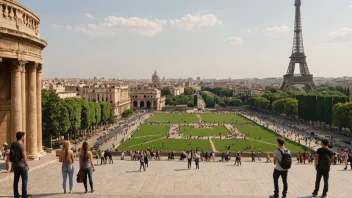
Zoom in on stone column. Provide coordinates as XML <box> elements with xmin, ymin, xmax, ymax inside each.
<box><xmin>10</xmin><ymin>59</ymin><xmax>26</xmax><ymax>141</ymax></box>
<box><xmin>22</xmin><ymin>63</ymin><xmax>26</xmax><ymax>134</ymax></box>
<box><xmin>36</xmin><ymin>64</ymin><xmax>43</xmax><ymax>153</ymax></box>
<box><xmin>26</xmin><ymin>62</ymin><xmax>38</xmax><ymax>157</ymax></box>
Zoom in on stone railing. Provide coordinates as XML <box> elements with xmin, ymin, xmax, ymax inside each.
<box><xmin>0</xmin><ymin>0</ymin><xmax>40</xmax><ymax>38</ymax></box>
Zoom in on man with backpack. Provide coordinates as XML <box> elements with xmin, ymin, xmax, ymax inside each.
<box><xmin>312</xmin><ymin>139</ymin><xmax>334</xmax><ymax>197</ymax></box>
<box><xmin>269</xmin><ymin>138</ymin><xmax>291</xmax><ymax>198</ymax></box>
<box><xmin>10</xmin><ymin>132</ymin><xmax>31</xmax><ymax>198</ymax></box>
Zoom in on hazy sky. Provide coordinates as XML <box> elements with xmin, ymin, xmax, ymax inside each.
<box><xmin>18</xmin><ymin>0</ymin><xmax>352</xmax><ymax>79</ymax></box>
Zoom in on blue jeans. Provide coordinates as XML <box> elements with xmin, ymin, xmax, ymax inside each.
<box><xmin>140</xmin><ymin>161</ymin><xmax>145</xmax><ymax>171</ymax></box>
<box><xmin>13</xmin><ymin>166</ymin><xmax>28</xmax><ymax>198</ymax></box>
<box><xmin>82</xmin><ymin>167</ymin><xmax>93</xmax><ymax>192</ymax></box>
<box><xmin>195</xmin><ymin>158</ymin><xmax>199</xmax><ymax>169</ymax></box>
<box><xmin>62</xmin><ymin>164</ymin><xmax>74</xmax><ymax>191</ymax></box>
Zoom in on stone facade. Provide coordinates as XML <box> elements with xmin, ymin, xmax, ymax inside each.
<box><xmin>80</xmin><ymin>84</ymin><xmax>130</xmax><ymax>116</ymax></box>
<box><xmin>0</xmin><ymin>0</ymin><xmax>47</xmax><ymax>158</ymax></box>
<box><xmin>129</xmin><ymin>85</ymin><xmax>166</xmax><ymax>110</ymax></box>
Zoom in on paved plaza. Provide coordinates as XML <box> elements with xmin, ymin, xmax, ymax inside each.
<box><xmin>0</xmin><ymin>157</ymin><xmax>351</xmax><ymax>198</ymax></box>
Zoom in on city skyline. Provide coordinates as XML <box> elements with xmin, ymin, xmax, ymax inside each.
<box><xmin>18</xmin><ymin>0</ymin><xmax>352</xmax><ymax>79</ymax></box>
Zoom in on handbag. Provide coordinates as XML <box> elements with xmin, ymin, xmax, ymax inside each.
<box><xmin>76</xmin><ymin>169</ymin><xmax>83</xmax><ymax>183</ymax></box>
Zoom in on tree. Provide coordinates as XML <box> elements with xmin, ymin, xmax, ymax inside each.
<box><xmin>272</xmin><ymin>99</ymin><xmax>286</xmax><ymax>114</ymax></box>
<box><xmin>205</xmin><ymin>96</ymin><xmax>215</xmax><ymax>108</ymax></box>
<box><xmin>184</xmin><ymin>87</ymin><xmax>196</xmax><ymax>95</ymax></box>
<box><xmin>63</xmin><ymin>98</ymin><xmax>82</xmax><ymax>139</ymax></box>
<box><xmin>88</xmin><ymin>102</ymin><xmax>96</xmax><ymax>128</ymax></box>
<box><xmin>79</xmin><ymin>99</ymin><xmax>92</xmax><ymax>130</ymax></box>
<box><xmin>284</xmin><ymin>98</ymin><xmax>298</xmax><ymax>116</ymax></box>
<box><xmin>42</xmin><ymin>90</ymin><xmax>70</xmax><ymax>146</ymax></box>
<box><xmin>161</xmin><ymin>88</ymin><xmax>171</xmax><ymax>96</ymax></box>
<box><xmin>228</xmin><ymin>99</ymin><xmax>242</xmax><ymax>106</ymax></box>
<box><xmin>100</xmin><ymin>102</ymin><xmax>111</xmax><ymax>124</ymax></box>
<box><xmin>122</xmin><ymin>108</ymin><xmax>135</xmax><ymax>118</ymax></box>
<box><xmin>94</xmin><ymin>102</ymin><xmax>101</xmax><ymax>126</ymax></box>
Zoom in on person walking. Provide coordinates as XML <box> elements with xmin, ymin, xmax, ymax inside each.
<box><xmin>59</xmin><ymin>140</ymin><xmax>75</xmax><ymax>194</ymax></box>
<box><xmin>79</xmin><ymin>142</ymin><xmax>95</xmax><ymax>193</ymax></box>
<box><xmin>108</xmin><ymin>151</ymin><xmax>113</xmax><ymax>164</ymax></box>
<box><xmin>100</xmin><ymin>150</ymin><xmax>105</xmax><ymax>165</ymax></box>
<box><xmin>10</xmin><ymin>132</ymin><xmax>31</xmax><ymax>198</ymax></box>
<box><xmin>139</xmin><ymin>152</ymin><xmax>146</xmax><ymax>172</ymax></box>
<box><xmin>235</xmin><ymin>152</ymin><xmax>241</xmax><ymax>166</ymax></box>
<box><xmin>186</xmin><ymin>150</ymin><xmax>192</xmax><ymax>169</ymax></box>
<box><xmin>312</xmin><ymin>139</ymin><xmax>334</xmax><ymax>197</ymax></box>
<box><xmin>269</xmin><ymin>138</ymin><xmax>291</xmax><ymax>198</ymax></box>
<box><xmin>194</xmin><ymin>150</ymin><xmax>200</xmax><ymax>169</ymax></box>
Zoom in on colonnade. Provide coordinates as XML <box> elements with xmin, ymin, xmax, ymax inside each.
<box><xmin>9</xmin><ymin>58</ymin><xmax>42</xmax><ymax>158</ymax></box>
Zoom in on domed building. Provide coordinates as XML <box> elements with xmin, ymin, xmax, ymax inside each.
<box><xmin>0</xmin><ymin>0</ymin><xmax>47</xmax><ymax>158</ymax></box>
<box><xmin>151</xmin><ymin>71</ymin><xmax>161</xmax><ymax>89</ymax></box>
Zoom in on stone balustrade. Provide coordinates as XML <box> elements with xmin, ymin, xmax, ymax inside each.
<box><xmin>0</xmin><ymin>0</ymin><xmax>40</xmax><ymax>38</ymax></box>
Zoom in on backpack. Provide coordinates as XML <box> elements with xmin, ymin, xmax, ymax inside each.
<box><xmin>9</xmin><ymin>143</ymin><xmax>19</xmax><ymax>164</ymax></box>
<box><xmin>277</xmin><ymin>149</ymin><xmax>292</xmax><ymax>169</ymax></box>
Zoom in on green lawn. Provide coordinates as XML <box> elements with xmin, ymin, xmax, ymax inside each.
<box><xmin>132</xmin><ymin>124</ymin><xmax>170</xmax><ymax>137</ymax></box>
<box><xmin>180</xmin><ymin>126</ymin><xmax>230</xmax><ymax>136</ymax></box>
<box><xmin>235</xmin><ymin>125</ymin><xmax>306</xmax><ymax>153</ymax></box>
<box><xmin>117</xmin><ymin>134</ymin><xmax>165</xmax><ymax>151</ymax></box>
<box><xmin>116</xmin><ymin>138</ymin><xmax>212</xmax><ymax>152</ymax></box>
<box><xmin>213</xmin><ymin>139</ymin><xmax>277</xmax><ymax>153</ymax></box>
<box><xmin>200</xmin><ymin>114</ymin><xmax>251</xmax><ymax>124</ymax></box>
<box><xmin>148</xmin><ymin>113</ymin><xmax>198</xmax><ymax>123</ymax></box>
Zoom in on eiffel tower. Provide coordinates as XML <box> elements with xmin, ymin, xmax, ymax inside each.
<box><xmin>280</xmin><ymin>0</ymin><xmax>315</xmax><ymax>91</ymax></box>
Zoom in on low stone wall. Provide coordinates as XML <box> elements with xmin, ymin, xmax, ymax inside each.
<box><xmin>93</xmin><ymin>151</ymin><xmax>300</xmax><ymax>158</ymax></box>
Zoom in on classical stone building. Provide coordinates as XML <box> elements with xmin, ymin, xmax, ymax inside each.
<box><xmin>80</xmin><ymin>84</ymin><xmax>130</xmax><ymax>115</ymax></box>
<box><xmin>151</xmin><ymin>70</ymin><xmax>161</xmax><ymax>89</ymax></box>
<box><xmin>0</xmin><ymin>0</ymin><xmax>47</xmax><ymax>158</ymax></box>
<box><xmin>129</xmin><ymin>85</ymin><xmax>166</xmax><ymax>110</ymax></box>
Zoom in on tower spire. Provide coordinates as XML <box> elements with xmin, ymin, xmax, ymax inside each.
<box><xmin>280</xmin><ymin>0</ymin><xmax>315</xmax><ymax>91</ymax></box>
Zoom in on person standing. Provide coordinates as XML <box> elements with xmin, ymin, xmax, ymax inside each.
<box><xmin>343</xmin><ymin>150</ymin><xmax>348</xmax><ymax>170</ymax></box>
<box><xmin>186</xmin><ymin>150</ymin><xmax>192</xmax><ymax>169</ymax></box>
<box><xmin>194</xmin><ymin>150</ymin><xmax>200</xmax><ymax>169</ymax></box>
<box><xmin>79</xmin><ymin>142</ymin><xmax>95</xmax><ymax>193</ymax></box>
<box><xmin>59</xmin><ymin>140</ymin><xmax>75</xmax><ymax>194</ymax></box>
<box><xmin>269</xmin><ymin>138</ymin><xmax>291</xmax><ymax>198</ymax></box>
<box><xmin>144</xmin><ymin>150</ymin><xmax>149</xmax><ymax>168</ymax></box>
<box><xmin>312</xmin><ymin>139</ymin><xmax>334</xmax><ymax>197</ymax></box>
<box><xmin>10</xmin><ymin>132</ymin><xmax>31</xmax><ymax>198</ymax></box>
<box><xmin>251</xmin><ymin>151</ymin><xmax>255</xmax><ymax>162</ymax></box>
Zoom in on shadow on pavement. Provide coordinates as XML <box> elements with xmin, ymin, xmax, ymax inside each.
<box><xmin>125</xmin><ymin>170</ymin><xmax>142</xmax><ymax>173</ymax></box>
<box><xmin>174</xmin><ymin>169</ymin><xmax>188</xmax><ymax>171</ymax></box>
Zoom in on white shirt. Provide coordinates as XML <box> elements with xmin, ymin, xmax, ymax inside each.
<box><xmin>101</xmin><ymin>152</ymin><xmax>104</xmax><ymax>158</ymax></box>
<box><xmin>187</xmin><ymin>153</ymin><xmax>192</xmax><ymax>159</ymax></box>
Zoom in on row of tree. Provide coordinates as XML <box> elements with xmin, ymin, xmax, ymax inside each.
<box><xmin>247</xmin><ymin>97</ymin><xmax>298</xmax><ymax>116</ymax></box>
<box><xmin>332</xmin><ymin>102</ymin><xmax>352</xmax><ymax>132</ymax></box>
<box><xmin>162</xmin><ymin>87</ymin><xmax>197</xmax><ymax>107</ymax></box>
<box><xmin>201</xmin><ymin>87</ymin><xmax>233</xmax><ymax>97</ymax></box>
<box><xmin>42</xmin><ymin>90</ymin><xmax>115</xmax><ymax>145</ymax></box>
<box><xmin>122</xmin><ymin>108</ymin><xmax>136</xmax><ymax>118</ymax></box>
<box><xmin>297</xmin><ymin>95</ymin><xmax>350</xmax><ymax>125</ymax></box>
<box><xmin>200</xmin><ymin>92</ymin><xmax>242</xmax><ymax>108</ymax></box>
